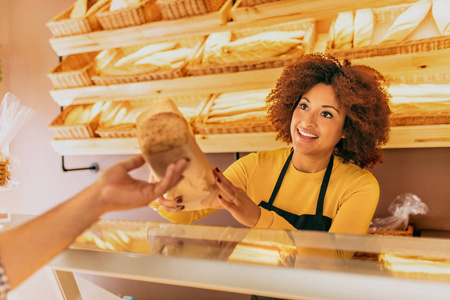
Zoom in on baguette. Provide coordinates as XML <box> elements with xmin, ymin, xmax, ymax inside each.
<box><xmin>110</xmin><ymin>0</ymin><xmax>140</xmax><ymax>11</ymax></box>
<box><xmin>380</xmin><ymin>0</ymin><xmax>432</xmax><ymax>44</ymax></box>
<box><xmin>353</xmin><ymin>8</ymin><xmax>374</xmax><ymax>48</ymax></box>
<box><xmin>432</xmin><ymin>0</ymin><xmax>450</xmax><ymax>35</ymax></box>
<box><xmin>334</xmin><ymin>11</ymin><xmax>354</xmax><ymax>49</ymax></box>
<box><xmin>70</xmin><ymin>0</ymin><xmax>88</xmax><ymax>18</ymax></box>
<box><xmin>136</xmin><ymin>99</ymin><xmax>220</xmax><ymax>211</ymax></box>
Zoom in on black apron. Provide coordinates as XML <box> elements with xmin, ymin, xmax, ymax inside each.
<box><xmin>251</xmin><ymin>150</ymin><xmax>334</xmax><ymax>300</ymax></box>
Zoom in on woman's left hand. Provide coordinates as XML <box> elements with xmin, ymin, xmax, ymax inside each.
<box><xmin>213</xmin><ymin>168</ymin><xmax>261</xmax><ymax>228</ymax></box>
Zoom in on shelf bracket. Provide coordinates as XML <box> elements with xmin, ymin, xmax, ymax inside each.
<box><xmin>61</xmin><ymin>156</ymin><xmax>99</xmax><ymax>173</ymax></box>
<box><xmin>58</xmin><ymin>104</ymin><xmax>99</xmax><ymax>173</ymax></box>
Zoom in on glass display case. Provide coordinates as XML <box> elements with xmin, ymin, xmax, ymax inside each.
<box><xmin>46</xmin><ymin>218</ymin><xmax>450</xmax><ymax>300</ymax></box>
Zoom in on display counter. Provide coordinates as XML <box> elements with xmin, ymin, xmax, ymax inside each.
<box><xmin>38</xmin><ymin>218</ymin><xmax>450</xmax><ymax>300</ymax></box>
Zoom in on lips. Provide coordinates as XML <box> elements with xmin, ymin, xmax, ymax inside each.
<box><xmin>297</xmin><ymin>128</ymin><xmax>318</xmax><ymax>139</ymax></box>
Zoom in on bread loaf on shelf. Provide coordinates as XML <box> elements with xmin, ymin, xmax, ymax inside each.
<box><xmin>432</xmin><ymin>0</ymin><xmax>450</xmax><ymax>35</ymax></box>
<box><xmin>136</xmin><ymin>99</ymin><xmax>220</xmax><ymax>211</ymax></box>
<box><xmin>110</xmin><ymin>0</ymin><xmax>140</xmax><ymax>10</ymax></box>
<box><xmin>380</xmin><ymin>0</ymin><xmax>432</xmax><ymax>44</ymax></box>
<box><xmin>353</xmin><ymin>8</ymin><xmax>374</xmax><ymax>48</ymax></box>
<box><xmin>333</xmin><ymin>11</ymin><xmax>354</xmax><ymax>49</ymax></box>
<box><xmin>70</xmin><ymin>0</ymin><xmax>88</xmax><ymax>18</ymax></box>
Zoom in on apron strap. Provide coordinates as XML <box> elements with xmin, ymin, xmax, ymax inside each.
<box><xmin>316</xmin><ymin>155</ymin><xmax>334</xmax><ymax>216</ymax></box>
<box><xmin>266</xmin><ymin>150</ymin><xmax>293</xmax><ymax>206</ymax></box>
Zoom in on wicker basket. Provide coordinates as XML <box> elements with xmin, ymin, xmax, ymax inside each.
<box><xmin>352</xmin><ymin>225</ymin><xmax>414</xmax><ymax>261</ymax></box>
<box><xmin>186</xmin><ymin>18</ymin><xmax>316</xmax><ymax>76</ymax></box>
<box><xmin>156</xmin><ymin>0</ymin><xmax>226</xmax><ymax>20</ymax></box>
<box><xmin>326</xmin><ymin>3</ymin><xmax>450</xmax><ymax>60</ymax></box>
<box><xmin>49</xmin><ymin>104</ymin><xmax>101</xmax><ymax>140</ymax></box>
<box><xmin>48</xmin><ymin>52</ymin><xmax>100</xmax><ymax>89</ymax></box>
<box><xmin>46</xmin><ymin>0</ymin><xmax>109</xmax><ymax>37</ymax></box>
<box><xmin>96</xmin><ymin>0</ymin><xmax>162</xmax><ymax>30</ymax></box>
<box><xmin>0</xmin><ymin>160</ymin><xmax>10</xmax><ymax>187</ymax></box>
<box><xmin>91</xmin><ymin>35</ymin><xmax>205</xmax><ymax>85</ymax></box>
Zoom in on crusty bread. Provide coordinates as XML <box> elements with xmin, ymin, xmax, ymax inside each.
<box><xmin>380</xmin><ymin>0</ymin><xmax>432</xmax><ymax>44</ymax></box>
<box><xmin>353</xmin><ymin>8</ymin><xmax>374</xmax><ymax>48</ymax></box>
<box><xmin>136</xmin><ymin>99</ymin><xmax>220</xmax><ymax>210</ymax></box>
<box><xmin>110</xmin><ymin>0</ymin><xmax>140</xmax><ymax>11</ymax></box>
<box><xmin>334</xmin><ymin>11</ymin><xmax>354</xmax><ymax>49</ymax></box>
<box><xmin>70</xmin><ymin>0</ymin><xmax>88</xmax><ymax>18</ymax></box>
<box><xmin>432</xmin><ymin>0</ymin><xmax>450</xmax><ymax>35</ymax></box>
<box><xmin>114</xmin><ymin>42</ymin><xmax>178</xmax><ymax>67</ymax></box>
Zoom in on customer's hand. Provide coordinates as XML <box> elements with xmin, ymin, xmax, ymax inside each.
<box><xmin>98</xmin><ymin>155</ymin><xmax>189</xmax><ymax>213</ymax></box>
<box><xmin>213</xmin><ymin>167</ymin><xmax>261</xmax><ymax>228</ymax></box>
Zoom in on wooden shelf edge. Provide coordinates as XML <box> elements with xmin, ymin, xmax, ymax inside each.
<box><xmin>49</xmin><ymin>68</ymin><xmax>284</xmax><ymax>106</ymax></box>
<box><xmin>49</xmin><ymin>125</ymin><xmax>450</xmax><ymax>156</ymax></box>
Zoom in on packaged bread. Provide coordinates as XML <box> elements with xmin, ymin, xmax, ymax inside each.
<box><xmin>136</xmin><ymin>99</ymin><xmax>220</xmax><ymax>211</ymax></box>
<box><xmin>333</xmin><ymin>11</ymin><xmax>354</xmax><ymax>49</ymax></box>
<box><xmin>432</xmin><ymin>0</ymin><xmax>450</xmax><ymax>35</ymax></box>
<box><xmin>353</xmin><ymin>8</ymin><xmax>374</xmax><ymax>48</ymax></box>
<box><xmin>380</xmin><ymin>0</ymin><xmax>432</xmax><ymax>44</ymax></box>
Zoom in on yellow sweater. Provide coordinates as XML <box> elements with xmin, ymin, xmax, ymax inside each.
<box><xmin>155</xmin><ymin>147</ymin><xmax>379</xmax><ymax>235</ymax></box>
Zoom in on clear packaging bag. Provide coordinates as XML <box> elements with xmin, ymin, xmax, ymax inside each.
<box><xmin>369</xmin><ymin>193</ymin><xmax>429</xmax><ymax>231</ymax></box>
<box><xmin>0</xmin><ymin>92</ymin><xmax>35</xmax><ymax>189</ymax></box>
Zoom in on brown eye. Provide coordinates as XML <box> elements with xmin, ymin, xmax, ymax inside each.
<box><xmin>322</xmin><ymin>111</ymin><xmax>333</xmax><ymax>118</ymax></box>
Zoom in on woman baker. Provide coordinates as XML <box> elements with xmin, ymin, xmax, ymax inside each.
<box><xmin>153</xmin><ymin>53</ymin><xmax>392</xmax><ymax>238</ymax></box>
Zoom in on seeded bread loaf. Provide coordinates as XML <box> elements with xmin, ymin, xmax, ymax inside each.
<box><xmin>136</xmin><ymin>99</ymin><xmax>220</xmax><ymax>210</ymax></box>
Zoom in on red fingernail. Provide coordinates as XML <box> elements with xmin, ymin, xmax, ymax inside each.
<box><xmin>217</xmin><ymin>177</ymin><xmax>221</xmax><ymax>183</ymax></box>
<box><xmin>215</xmin><ymin>167</ymin><xmax>220</xmax><ymax>172</ymax></box>
<box><xmin>176</xmin><ymin>198</ymin><xmax>183</xmax><ymax>203</ymax></box>
<box><xmin>178</xmin><ymin>205</ymin><xmax>185</xmax><ymax>210</ymax></box>
<box><xmin>218</xmin><ymin>194</ymin><xmax>222</xmax><ymax>199</ymax></box>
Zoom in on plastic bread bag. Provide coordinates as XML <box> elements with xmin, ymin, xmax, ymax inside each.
<box><xmin>369</xmin><ymin>193</ymin><xmax>429</xmax><ymax>231</ymax></box>
<box><xmin>136</xmin><ymin>99</ymin><xmax>220</xmax><ymax>211</ymax></box>
<box><xmin>0</xmin><ymin>93</ymin><xmax>35</xmax><ymax>188</ymax></box>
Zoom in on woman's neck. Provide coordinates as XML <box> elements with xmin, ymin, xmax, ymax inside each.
<box><xmin>291</xmin><ymin>151</ymin><xmax>333</xmax><ymax>173</ymax></box>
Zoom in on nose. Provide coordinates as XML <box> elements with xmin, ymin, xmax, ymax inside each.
<box><xmin>301</xmin><ymin>112</ymin><xmax>316</xmax><ymax>128</ymax></box>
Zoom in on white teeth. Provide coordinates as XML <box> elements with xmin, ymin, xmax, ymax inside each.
<box><xmin>297</xmin><ymin>129</ymin><xmax>318</xmax><ymax>138</ymax></box>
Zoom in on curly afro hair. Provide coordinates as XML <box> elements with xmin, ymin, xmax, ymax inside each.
<box><xmin>266</xmin><ymin>53</ymin><xmax>392</xmax><ymax>169</ymax></box>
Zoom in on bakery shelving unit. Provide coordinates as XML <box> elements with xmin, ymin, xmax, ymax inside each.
<box><xmin>47</xmin><ymin>0</ymin><xmax>450</xmax><ymax>155</ymax></box>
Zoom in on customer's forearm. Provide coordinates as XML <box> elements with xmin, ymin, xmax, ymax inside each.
<box><xmin>0</xmin><ymin>182</ymin><xmax>103</xmax><ymax>289</ymax></box>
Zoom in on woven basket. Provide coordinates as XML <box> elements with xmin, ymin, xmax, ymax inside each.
<box><xmin>352</xmin><ymin>225</ymin><xmax>414</xmax><ymax>261</ymax></box>
<box><xmin>48</xmin><ymin>52</ymin><xmax>100</xmax><ymax>89</ymax></box>
<box><xmin>96</xmin><ymin>0</ymin><xmax>162</xmax><ymax>30</ymax></box>
<box><xmin>49</xmin><ymin>104</ymin><xmax>101</xmax><ymax>139</ymax></box>
<box><xmin>46</xmin><ymin>0</ymin><xmax>109</xmax><ymax>37</ymax></box>
<box><xmin>156</xmin><ymin>0</ymin><xmax>226</xmax><ymax>20</ymax></box>
<box><xmin>326</xmin><ymin>3</ymin><xmax>450</xmax><ymax>60</ymax></box>
<box><xmin>92</xmin><ymin>35</ymin><xmax>205</xmax><ymax>85</ymax></box>
<box><xmin>0</xmin><ymin>160</ymin><xmax>10</xmax><ymax>187</ymax></box>
<box><xmin>186</xmin><ymin>18</ymin><xmax>316</xmax><ymax>76</ymax></box>
<box><xmin>238</xmin><ymin>0</ymin><xmax>280</xmax><ymax>7</ymax></box>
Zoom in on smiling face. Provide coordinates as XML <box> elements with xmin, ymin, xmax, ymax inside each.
<box><xmin>290</xmin><ymin>83</ymin><xmax>346</xmax><ymax>160</ymax></box>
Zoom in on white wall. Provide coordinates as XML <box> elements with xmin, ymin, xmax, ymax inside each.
<box><xmin>1</xmin><ymin>0</ymin><xmax>449</xmax><ymax>299</ymax></box>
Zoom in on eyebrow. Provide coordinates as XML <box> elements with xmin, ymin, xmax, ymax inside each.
<box><xmin>301</xmin><ymin>97</ymin><xmax>340</xmax><ymax>115</ymax></box>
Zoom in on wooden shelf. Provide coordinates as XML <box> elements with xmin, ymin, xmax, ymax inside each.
<box><xmin>49</xmin><ymin>68</ymin><xmax>284</xmax><ymax>106</ymax></box>
<box><xmin>49</xmin><ymin>1</ymin><xmax>234</xmax><ymax>56</ymax></box>
<box><xmin>49</xmin><ymin>125</ymin><xmax>450</xmax><ymax>156</ymax></box>
<box><xmin>49</xmin><ymin>0</ymin><xmax>420</xmax><ymax>56</ymax></box>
